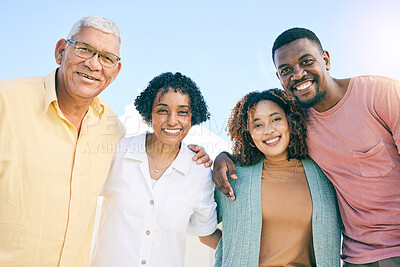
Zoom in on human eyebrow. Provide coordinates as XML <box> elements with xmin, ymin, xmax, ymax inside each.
<box><xmin>177</xmin><ymin>105</ymin><xmax>190</xmax><ymax>109</ymax></box>
<box><xmin>251</xmin><ymin>117</ymin><xmax>261</xmax><ymax>123</ymax></box>
<box><xmin>277</xmin><ymin>63</ymin><xmax>289</xmax><ymax>70</ymax></box>
<box><xmin>155</xmin><ymin>103</ymin><xmax>168</xmax><ymax>107</ymax></box>
<box><xmin>269</xmin><ymin>112</ymin><xmax>282</xmax><ymax>117</ymax></box>
<box><xmin>298</xmin><ymin>54</ymin><xmax>315</xmax><ymax>61</ymax></box>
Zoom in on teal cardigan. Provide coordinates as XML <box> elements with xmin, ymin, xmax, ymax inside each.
<box><xmin>214</xmin><ymin>157</ymin><xmax>342</xmax><ymax>267</ymax></box>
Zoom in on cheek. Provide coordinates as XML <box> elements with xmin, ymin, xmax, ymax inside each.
<box><xmin>249</xmin><ymin>131</ymin><xmax>259</xmax><ymax>143</ymax></box>
<box><xmin>278</xmin><ymin>122</ymin><xmax>290</xmax><ymax>135</ymax></box>
<box><xmin>104</xmin><ymin>69</ymin><xmax>118</xmax><ymax>82</ymax></box>
<box><xmin>281</xmin><ymin>80</ymin><xmax>291</xmax><ymax>91</ymax></box>
<box><xmin>182</xmin><ymin>115</ymin><xmax>192</xmax><ymax>126</ymax></box>
<box><xmin>182</xmin><ymin>119</ymin><xmax>192</xmax><ymax>130</ymax></box>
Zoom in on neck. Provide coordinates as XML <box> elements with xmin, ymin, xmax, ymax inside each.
<box><xmin>145</xmin><ymin>133</ymin><xmax>180</xmax><ymax>160</ymax></box>
<box><xmin>313</xmin><ymin>77</ymin><xmax>351</xmax><ymax>112</ymax></box>
<box><xmin>56</xmin><ymin>72</ymin><xmax>92</xmax><ymax>134</ymax></box>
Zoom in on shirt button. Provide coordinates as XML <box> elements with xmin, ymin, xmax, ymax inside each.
<box><xmin>141</xmin><ymin>260</ymin><xmax>146</xmax><ymax>265</ymax></box>
<box><xmin>146</xmin><ymin>230</ymin><xmax>150</xmax><ymax>235</ymax></box>
<box><xmin>149</xmin><ymin>200</ymin><xmax>154</xmax><ymax>205</ymax></box>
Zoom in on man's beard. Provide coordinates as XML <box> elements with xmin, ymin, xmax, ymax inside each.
<box><xmin>294</xmin><ymin>88</ymin><xmax>326</xmax><ymax>109</ymax></box>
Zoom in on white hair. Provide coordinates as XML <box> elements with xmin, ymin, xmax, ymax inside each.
<box><xmin>67</xmin><ymin>16</ymin><xmax>122</xmax><ymax>46</ymax></box>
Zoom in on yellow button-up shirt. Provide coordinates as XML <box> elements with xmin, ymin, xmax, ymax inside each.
<box><xmin>0</xmin><ymin>69</ymin><xmax>124</xmax><ymax>267</ymax></box>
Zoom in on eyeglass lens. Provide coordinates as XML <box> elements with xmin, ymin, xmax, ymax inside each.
<box><xmin>73</xmin><ymin>41</ymin><xmax>119</xmax><ymax>67</ymax></box>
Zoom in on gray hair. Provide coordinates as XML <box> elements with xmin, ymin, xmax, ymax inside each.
<box><xmin>67</xmin><ymin>16</ymin><xmax>122</xmax><ymax>46</ymax></box>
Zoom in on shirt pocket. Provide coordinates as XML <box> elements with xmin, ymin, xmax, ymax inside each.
<box><xmin>157</xmin><ymin>195</ymin><xmax>193</xmax><ymax>233</ymax></box>
<box><xmin>352</xmin><ymin>139</ymin><xmax>396</xmax><ymax>178</ymax></box>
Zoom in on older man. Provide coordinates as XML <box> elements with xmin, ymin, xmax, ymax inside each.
<box><xmin>0</xmin><ymin>16</ymin><xmax>210</xmax><ymax>267</ymax></box>
<box><xmin>213</xmin><ymin>27</ymin><xmax>400</xmax><ymax>266</ymax></box>
<box><xmin>0</xmin><ymin>16</ymin><xmax>124</xmax><ymax>267</ymax></box>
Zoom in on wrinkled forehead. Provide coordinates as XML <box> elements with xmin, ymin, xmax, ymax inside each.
<box><xmin>73</xmin><ymin>26</ymin><xmax>121</xmax><ymax>53</ymax></box>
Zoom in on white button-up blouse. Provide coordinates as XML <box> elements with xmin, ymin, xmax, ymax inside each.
<box><xmin>91</xmin><ymin>132</ymin><xmax>217</xmax><ymax>267</ymax></box>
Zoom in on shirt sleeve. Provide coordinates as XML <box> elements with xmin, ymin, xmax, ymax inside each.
<box><xmin>187</xmin><ymin>169</ymin><xmax>218</xmax><ymax>236</ymax></box>
<box><xmin>376</xmin><ymin>78</ymin><xmax>400</xmax><ymax>154</ymax></box>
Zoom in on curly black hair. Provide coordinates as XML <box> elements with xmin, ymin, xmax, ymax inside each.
<box><xmin>272</xmin><ymin>27</ymin><xmax>324</xmax><ymax>63</ymax></box>
<box><xmin>134</xmin><ymin>72</ymin><xmax>210</xmax><ymax>126</ymax></box>
<box><xmin>227</xmin><ymin>88</ymin><xmax>308</xmax><ymax>166</ymax></box>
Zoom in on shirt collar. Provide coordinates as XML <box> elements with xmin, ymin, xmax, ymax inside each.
<box><xmin>124</xmin><ymin>132</ymin><xmax>190</xmax><ymax>176</ymax></box>
<box><xmin>43</xmin><ymin>68</ymin><xmax>105</xmax><ymax>118</ymax></box>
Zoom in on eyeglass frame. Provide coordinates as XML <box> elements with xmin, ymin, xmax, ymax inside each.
<box><xmin>66</xmin><ymin>39</ymin><xmax>121</xmax><ymax>68</ymax></box>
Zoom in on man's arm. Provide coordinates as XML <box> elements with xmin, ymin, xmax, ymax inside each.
<box><xmin>379</xmin><ymin>79</ymin><xmax>400</xmax><ymax>153</ymax></box>
<box><xmin>187</xmin><ymin>144</ymin><xmax>213</xmax><ymax>168</ymax></box>
<box><xmin>374</xmin><ymin>80</ymin><xmax>400</xmax><ymax>155</ymax></box>
<box><xmin>198</xmin><ymin>228</ymin><xmax>222</xmax><ymax>249</ymax></box>
<box><xmin>212</xmin><ymin>152</ymin><xmax>237</xmax><ymax>201</ymax></box>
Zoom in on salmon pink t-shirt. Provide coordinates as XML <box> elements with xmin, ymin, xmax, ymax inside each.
<box><xmin>306</xmin><ymin>75</ymin><xmax>400</xmax><ymax>264</ymax></box>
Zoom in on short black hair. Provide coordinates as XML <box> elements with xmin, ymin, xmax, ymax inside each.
<box><xmin>272</xmin><ymin>27</ymin><xmax>323</xmax><ymax>62</ymax></box>
<box><xmin>134</xmin><ymin>72</ymin><xmax>210</xmax><ymax>126</ymax></box>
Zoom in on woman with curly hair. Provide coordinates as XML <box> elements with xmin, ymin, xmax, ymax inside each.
<box><xmin>91</xmin><ymin>72</ymin><xmax>220</xmax><ymax>267</ymax></box>
<box><xmin>213</xmin><ymin>89</ymin><xmax>342</xmax><ymax>266</ymax></box>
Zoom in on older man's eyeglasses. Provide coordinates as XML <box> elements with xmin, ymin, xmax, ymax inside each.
<box><xmin>67</xmin><ymin>39</ymin><xmax>121</xmax><ymax>68</ymax></box>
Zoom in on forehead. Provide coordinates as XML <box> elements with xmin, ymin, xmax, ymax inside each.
<box><xmin>73</xmin><ymin>26</ymin><xmax>120</xmax><ymax>54</ymax></box>
<box><xmin>274</xmin><ymin>38</ymin><xmax>321</xmax><ymax>67</ymax></box>
<box><xmin>252</xmin><ymin>100</ymin><xmax>284</xmax><ymax>117</ymax></box>
<box><xmin>154</xmin><ymin>88</ymin><xmax>190</xmax><ymax>105</ymax></box>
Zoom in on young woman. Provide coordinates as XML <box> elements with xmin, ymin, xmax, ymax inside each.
<box><xmin>91</xmin><ymin>72</ymin><xmax>220</xmax><ymax>267</ymax></box>
<box><xmin>213</xmin><ymin>89</ymin><xmax>342</xmax><ymax>266</ymax></box>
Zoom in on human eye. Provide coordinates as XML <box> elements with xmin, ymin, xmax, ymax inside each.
<box><xmin>101</xmin><ymin>52</ymin><xmax>116</xmax><ymax>65</ymax></box>
<box><xmin>253</xmin><ymin>122</ymin><xmax>263</xmax><ymax>129</ymax></box>
<box><xmin>178</xmin><ymin>109</ymin><xmax>190</xmax><ymax>116</ymax></box>
<box><xmin>157</xmin><ymin>109</ymin><xmax>168</xmax><ymax>114</ymax></box>
<box><xmin>272</xmin><ymin>117</ymin><xmax>282</xmax><ymax>123</ymax></box>
<box><xmin>75</xmin><ymin>43</ymin><xmax>94</xmax><ymax>56</ymax></box>
<box><xmin>302</xmin><ymin>58</ymin><xmax>314</xmax><ymax>66</ymax></box>
<box><xmin>75</xmin><ymin>42</ymin><xmax>89</xmax><ymax>51</ymax></box>
<box><xmin>279</xmin><ymin>67</ymin><xmax>291</xmax><ymax>76</ymax></box>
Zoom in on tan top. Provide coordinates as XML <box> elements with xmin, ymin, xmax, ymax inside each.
<box><xmin>259</xmin><ymin>158</ymin><xmax>316</xmax><ymax>267</ymax></box>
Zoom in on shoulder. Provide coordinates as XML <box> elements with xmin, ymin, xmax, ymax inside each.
<box><xmin>181</xmin><ymin>144</ymin><xmax>212</xmax><ymax>176</ymax></box>
<box><xmin>117</xmin><ymin>133</ymin><xmax>146</xmax><ymax>152</ymax></box>
<box><xmin>302</xmin><ymin>157</ymin><xmax>325</xmax><ymax>178</ymax></box>
<box><xmin>351</xmin><ymin>75</ymin><xmax>400</xmax><ymax>90</ymax></box>
<box><xmin>0</xmin><ymin>76</ymin><xmax>46</xmax><ymax>115</ymax></box>
<box><xmin>234</xmin><ymin>160</ymin><xmax>263</xmax><ymax>179</ymax></box>
<box><xmin>0</xmin><ymin>76</ymin><xmax>45</xmax><ymax>96</ymax></box>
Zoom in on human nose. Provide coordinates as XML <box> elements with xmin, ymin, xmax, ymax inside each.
<box><xmin>263</xmin><ymin>122</ymin><xmax>275</xmax><ymax>135</ymax></box>
<box><xmin>167</xmin><ymin>113</ymin><xmax>178</xmax><ymax>125</ymax></box>
<box><xmin>84</xmin><ymin>52</ymin><xmax>102</xmax><ymax>70</ymax></box>
<box><xmin>291</xmin><ymin>65</ymin><xmax>306</xmax><ymax>80</ymax></box>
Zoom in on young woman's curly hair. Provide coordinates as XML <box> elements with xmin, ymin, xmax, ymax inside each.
<box><xmin>134</xmin><ymin>72</ymin><xmax>210</xmax><ymax>126</ymax></box>
<box><xmin>227</xmin><ymin>88</ymin><xmax>308</xmax><ymax>166</ymax></box>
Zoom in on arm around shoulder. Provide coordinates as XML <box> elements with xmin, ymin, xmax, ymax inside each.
<box><xmin>198</xmin><ymin>228</ymin><xmax>222</xmax><ymax>250</ymax></box>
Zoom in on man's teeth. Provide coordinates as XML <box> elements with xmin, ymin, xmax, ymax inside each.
<box><xmin>164</xmin><ymin>129</ymin><xmax>181</xmax><ymax>134</ymax></box>
<box><xmin>80</xmin><ymin>73</ymin><xmax>96</xmax><ymax>80</ymax></box>
<box><xmin>295</xmin><ymin>81</ymin><xmax>312</xmax><ymax>90</ymax></box>
<box><xmin>265</xmin><ymin>137</ymin><xmax>279</xmax><ymax>144</ymax></box>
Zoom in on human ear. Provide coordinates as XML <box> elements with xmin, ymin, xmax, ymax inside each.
<box><xmin>323</xmin><ymin>50</ymin><xmax>331</xmax><ymax>71</ymax></box>
<box><xmin>55</xmin><ymin>39</ymin><xmax>67</xmax><ymax>65</ymax></box>
<box><xmin>111</xmin><ymin>61</ymin><xmax>122</xmax><ymax>81</ymax></box>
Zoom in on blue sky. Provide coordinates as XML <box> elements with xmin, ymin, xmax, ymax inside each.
<box><xmin>2</xmin><ymin>0</ymin><xmax>400</xmax><ymax>142</ymax></box>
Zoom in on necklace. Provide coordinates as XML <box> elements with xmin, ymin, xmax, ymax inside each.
<box><xmin>263</xmin><ymin>159</ymin><xmax>299</xmax><ymax>183</ymax></box>
<box><xmin>147</xmin><ymin>154</ymin><xmax>168</xmax><ymax>173</ymax></box>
